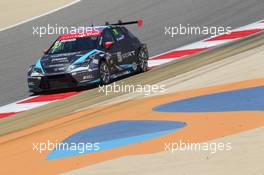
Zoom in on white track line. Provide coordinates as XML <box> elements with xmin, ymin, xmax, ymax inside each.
<box><xmin>148</xmin><ymin>19</ymin><xmax>264</xmax><ymax>67</ymax></box>
<box><xmin>0</xmin><ymin>0</ymin><xmax>82</xmax><ymax>32</ymax></box>
<box><xmin>0</xmin><ymin>102</ymin><xmax>52</xmax><ymax>113</ymax></box>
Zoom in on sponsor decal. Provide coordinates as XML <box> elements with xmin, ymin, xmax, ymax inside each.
<box><xmin>117</xmin><ymin>52</ymin><xmax>123</xmax><ymax>62</ymax></box>
<box><xmin>48</xmin><ymin>64</ymin><xmax>66</xmax><ymax>68</ymax></box>
<box><xmin>51</xmin><ymin>57</ymin><xmax>69</xmax><ymax>63</ymax></box>
<box><xmin>122</xmin><ymin>50</ymin><xmax>135</xmax><ymax>59</ymax></box>
<box><xmin>83</xmin><ymin>75</ymin><xmax>94</xmax><ymax>80</ymax></box>
<box><xmin>55</xmin><ymin>67</ymin><xmax>67</xmax><ymax>71</ymax></box>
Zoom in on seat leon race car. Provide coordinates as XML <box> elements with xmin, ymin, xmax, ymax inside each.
<box><xmin>27</xmin><ymin>20</ymin><xmax>149</xmax><ymax>93</ymax></box>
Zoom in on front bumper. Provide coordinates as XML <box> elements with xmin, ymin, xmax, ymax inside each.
<box><xmin>28</xmin><ymin>71</ymin><xmax>99</xmax><ymax>93</ymax></box>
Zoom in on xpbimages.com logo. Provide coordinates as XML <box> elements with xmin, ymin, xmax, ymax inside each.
<box><xmin>164</xmin><ymin>140</ymin><xmax>232</xmax><ymax>154</ymax></box>
<box><xmin>98</xmin><ymin>82</ymin><xmax>166</xmax><ymax>96</ymax></box>
<box><xmin>165</xmin><ymin>24</ymin><xmax>232</xmax><ymax>37</ymax></box>
<box><xmin>32</xmin><ymin>140</ymin><xmax>100</xmax><ymax>154</ymax></box>
<box><xmin>32</xmin><ymin>24</ymin><xmax>101</xmax><ymax>37</ymax></box>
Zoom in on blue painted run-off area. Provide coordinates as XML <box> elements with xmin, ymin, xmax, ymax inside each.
<box><xmin>154</xmin><ymin>86</ymin><xmax>264</xmax><ymax>112</ymax></box>
<box><xmin>47</xmin><ymin>120</ymin><xmax>186</xmax><ymax>160</ymax></box>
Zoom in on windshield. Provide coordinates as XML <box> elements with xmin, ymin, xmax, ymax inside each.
<box><xmin>48</xmin><ymin>36</ymin><xmax>99</xmax><ymax>54</ymax></box>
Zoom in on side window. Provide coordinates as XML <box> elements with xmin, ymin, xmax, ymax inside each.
<box><xmin>102</xmin><ymin>30</ymin><xmax>115</xmax><ymax>43</ymax></box>
<box><xmin>126</xmin><ymin>29</ymin><xmax>137</xmax><ymax>39</ymax></box>
<box><xmin>111</xmin><ymin>28</ymin><xmax>125</xmax><ymax>41</ymax></box>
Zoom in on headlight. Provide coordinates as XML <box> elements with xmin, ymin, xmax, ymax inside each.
<box><xmin>68</xmin><ymin>59</ymin><xmax>91</xmax><ymax>72</ymax></box>
<box><xmin>30</xmin><ymin>67</ymin><xmax>44</xmax><ymax>77</ymax></box>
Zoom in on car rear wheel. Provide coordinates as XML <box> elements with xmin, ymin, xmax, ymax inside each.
<box><xmin>137</xmin><ymin>47</ymin><xmax>149</xmax><ymax>72</ymax></box>
<box><xmin>99</xmin><ymin>61</ymin><xmax>111</xmax><ymax>84</ymax></box>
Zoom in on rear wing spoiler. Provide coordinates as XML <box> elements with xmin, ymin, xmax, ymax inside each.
<box><xmin>105</xmin><ymin>19</ymin><xmax>143</xmax><ymax>27</ymax></box>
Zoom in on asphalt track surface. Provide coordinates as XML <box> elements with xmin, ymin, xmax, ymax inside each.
<box><xmin>0</xmin><ymin>0</ymin><xmax>264</xmax><ymax>106</ymax></box>
<box><xmin>1</xmin><ymin>32</ymin><xmax>263</xmax><ymax>136</ymax></box>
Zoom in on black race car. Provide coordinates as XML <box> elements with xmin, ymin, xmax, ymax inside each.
<box><xmin>27</xmin><ymin>20</ymin><xmax>148</xmax><ymax>93</ymax></box>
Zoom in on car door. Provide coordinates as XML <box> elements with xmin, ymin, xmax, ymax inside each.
<box><xmin>110</xmin><ymin>27</ymin><xmax>136</xmax><ymax>68</ymax></box>
<box><xmin>100</xmin><ymin>29</ymin><xmax>122</xmax><ymax>73</ymax></box>
<box><xmin>118</xmin><ymin>27</ymin><xmax>139</xmax><ymax>64</ymax></box>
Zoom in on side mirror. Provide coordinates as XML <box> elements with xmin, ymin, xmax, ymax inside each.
<box><xmin>43</xmin><ymin>48</ymin><xmax>48</xmax><ymax>54</ymax></box>
<box><xmin>104</xmin><ymin>41</ymin><xmax>114</xmax><ymax>49</ymax></box>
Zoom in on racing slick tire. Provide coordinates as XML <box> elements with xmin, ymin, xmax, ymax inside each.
<box><xmin>137</xmin><ymin>46</ymin><xmax>149</xmax><ymax>72</ymax></box>
<box><xmin>99</xmin><ymin>60</ymin><xmax>111</xmax><ymax>85</ymax></box>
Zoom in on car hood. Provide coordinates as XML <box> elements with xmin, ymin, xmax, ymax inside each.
<box><xmin>40</xmin><ymin>50</ymin><xmax>94</xmax><ymax>74</ymax></box>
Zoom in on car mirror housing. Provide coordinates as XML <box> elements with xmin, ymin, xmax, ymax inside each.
<box><xmin>104</xmin><ymin>41</ymin><xmax>114</xmax><ymax>49</ymax></box>
<box><xmin>43</xmin><ymin>48</ymin><xmax>48</xmax><ymax>54</ymax></box>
